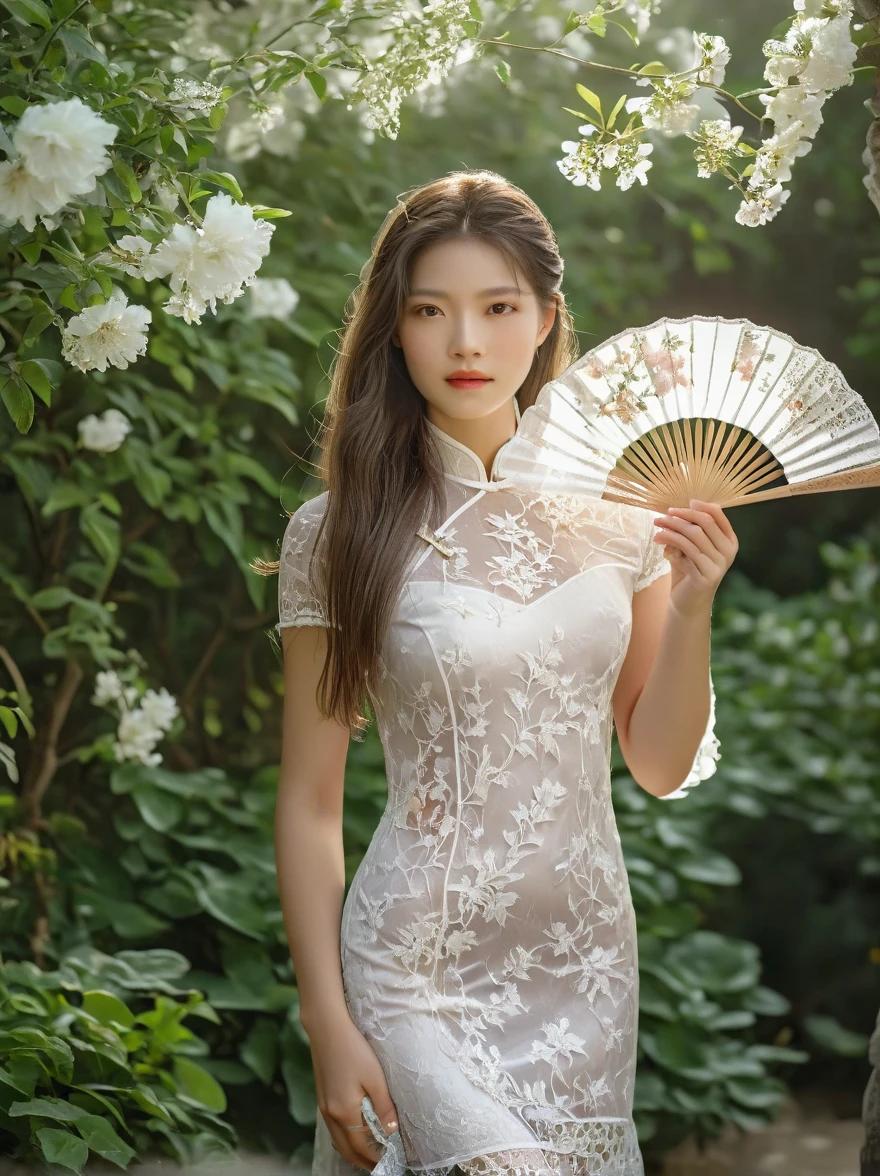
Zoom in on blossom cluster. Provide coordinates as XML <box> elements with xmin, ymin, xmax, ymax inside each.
<box><xmin>92</xmin><ymin>668</ymin><xmax>180</xmax><ymax>767</ymax></box>
<box><xmin>109</xmin><ymin>192</ymin><xmax>276</xmax><ymax>325</ymax></box>
<box><xmin>0</xmin><ymin>97</ymin><xmax>118</xmax><ymax>233</ymax></box>
<box><xmin>58</xmin><ymin>190</ymin><xmax>276</xmax><ymax>370</ymax></box>
<box><xmin>556</xmin><ymin>0</ymin><xmax>861</xmax><ymax>227</ymax></box>
<box><xmin>735</xmin><ymin>0</ymin><xmax>859</xmax><ymax>225</ymax></box>
<box><xmin>2</xmin><ymin>95</ymin><xmax>279</xmax><ymax>373</ymax></box>
<box><xmin>558</xmin><ymin>31</ymin><xmax>727</xmax><ymax>195</ymax></box>
<box><xmin>351</xmin><ymin>0</ymin><xmax>474</xmax><ymax>140</ymax></box>
<box><xmin>558</xmin><ymin>123</ymin><xmax>654</xmax><ymax>192</ymax></box>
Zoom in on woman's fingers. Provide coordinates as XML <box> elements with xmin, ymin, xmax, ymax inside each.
<box><xmin>325</xmin><ymin>1104</ymin><xmax>380</xmax><ymax>1170</ymax></box>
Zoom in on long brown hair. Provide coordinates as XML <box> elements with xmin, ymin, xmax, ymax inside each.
<box><xmin>260</xmin><ymin>170</ymin><xmax>579</xmax><ymax>737</ymax></box>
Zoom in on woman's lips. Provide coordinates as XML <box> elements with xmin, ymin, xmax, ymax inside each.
<box><xmin>446</xmin><ymin>378</ymin><xmax>492</xmax><ymax>388</ymax></box>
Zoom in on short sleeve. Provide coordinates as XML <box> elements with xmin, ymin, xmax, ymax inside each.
<box><xmin>634</xmin><ymin>512</ymin><xmax>672</xmax><ymax>592</ymax></box>
<box><xmin>276</xmin><ymin>494</ymin><xmax>334</xmax><ymax>632</ymax></box>
<box><xmin>631</xmin><ymin>508</ymin><xmax>721</xmax><ymax>798</ymax></box>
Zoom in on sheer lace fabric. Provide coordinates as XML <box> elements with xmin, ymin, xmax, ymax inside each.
<box><xmin>277</xmin><ymin>424</ymin><xmax>720</xmax><ymax>1176</ymax></box>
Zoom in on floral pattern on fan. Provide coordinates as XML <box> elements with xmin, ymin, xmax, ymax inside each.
<box><xmin>494</xmin><ymin>314</ymin><xmax>880</xmax><ymax>512</ymax></box>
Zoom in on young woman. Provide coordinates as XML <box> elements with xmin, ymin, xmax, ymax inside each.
<box><xmin>272</xmin><ymin>170</ymin><xmax>738</xmax><ymax>1176</ymax></box>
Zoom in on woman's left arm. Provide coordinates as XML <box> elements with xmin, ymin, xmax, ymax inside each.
<box><xmin>613</xmin><ymin>499</ymin><xmax>739</xmax><ymax>798</ymax></box>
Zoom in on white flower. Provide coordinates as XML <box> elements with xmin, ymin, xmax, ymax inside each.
<box><xmin>0</xmin><ymin>157</ymin><xmax>72</xmax><ymax>232</ymax></box>
<box><xmin>153</xmin><ymin>181</ymin><xmax>180</xmax><ymax>213</ymax></box>
<box><xmin>114</xmin><ymin>707</ymin><xmax>164</xmax><ymax>766</ymax></box>
<box><xmin>692</xmin><ymin>32</ymin><xmax>731</xmax><ymax>87</ymax></box>
<box><xmin>735</xmin><ymin>182</ymin><xmax>791</xmax><ymax>227</ymax></box>
<box><xmin>146</xmin><ymin>193</ymin><xmax>275</xmax><ymax>325</ymax></box>
<box><xmin>109</xmin><ymin>234</ymin><xmax>156</xmax><ymax>277</ymax></box>
<box><xmin>247</xmin><ymin>276</ymin><xmax>300</xmax><ymax>320</ymax></box>
<box><xmin>622</xmin><ymin>0</ymin><xmax>662</xmax><ymax>38</ymax></box>
<box><xmin>759</xmin><ymin>85</ymin><xmax>826</xmax><ymax>137</ymax></box>
<box><xmin>690</xmin><ymin>118</ymin><xmax>746</xmax><ymax>178</ymax></box>
<box><xmin>625</xmin><ymin>79</ymin><xmax>701</xmax><ymax>137</ymax></box>
<box><xmin>78</xmin><ymin>408</ymin><xmax>133</xmax><ymax>454</ymax></box>
<box><xmin>558</xmin><ymin>133</ymin><xmax>603</xmax><ymax>191</ymax></box>
<box><xmin>14</xmin><ymin>97</ymin><xmax>118</xmax><ymax>194</ymax></box>
<box><xmin>749</xmin><ymin>120</ymin><xmax>812</xmax><ymax>187</ymax></box>
<box><xmin>798</xmin><ymin>14</ymin><xmax>858</xmax><ymax>92</ymax></box>
<box><xmin>615</xmin><ymin>141</ymin><xmax>654</xmax><ymax>190</ymax></box>
<box><xmin>140</xmin><ymin>687</ymin><xmax>179</xmax><ymax>733</ymax></box>
<box><xmin>763</xmin><ymin>7</ymin><xmax>857</xmax><ymax>94</ymax></box>
<box><xmin>92</xmin><ymin>670</ymin><xmax>125</xmax><ymax>707</ymax></box>
<box><xmin>61</xmin><ymin>288</ymin><xmax>152</xmax><ymax>374</ymax></box>
<box><xmin>167</xmin><ymin>79</ymin><xmax>224</xmax><ymax>115</ymax></box>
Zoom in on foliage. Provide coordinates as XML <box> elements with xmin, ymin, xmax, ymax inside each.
<box><xmin>0</xmin><ymin>946</ymin><xmax>233</xmax><ymax>1171</ymax></box>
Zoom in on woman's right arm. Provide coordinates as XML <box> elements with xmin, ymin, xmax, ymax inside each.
<box><xmin>276</xmin><ymin>623</ymin><xmax>399</xmax><ymax>1171</ymax></box>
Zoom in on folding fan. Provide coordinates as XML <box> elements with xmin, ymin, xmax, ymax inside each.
<box><xmin>498</xmin><ymin>315</ymin><xmax>880</xmax><ymax>514</ymax></box>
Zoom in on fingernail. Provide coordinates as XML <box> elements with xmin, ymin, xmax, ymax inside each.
<box><xmin>387</xmin><ymin>1121</ymin><xmax>397</xmax><ymax>1130</ymax></box>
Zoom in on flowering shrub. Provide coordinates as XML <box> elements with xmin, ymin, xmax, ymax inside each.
<box><xmin>549</xmin><ymin>0</ymin><xmax>877</xmax><ymax>225</ymax></box>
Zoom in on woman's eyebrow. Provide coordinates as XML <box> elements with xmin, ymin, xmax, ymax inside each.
<box><xmin>407</xmin><ymin>285</ymin><xmax>525</xmax><ymax>298</ymax></box>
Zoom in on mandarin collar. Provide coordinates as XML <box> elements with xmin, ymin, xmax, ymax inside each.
<box><xmin>425</xmin><ymin>398</ymin><xmax>521</xmax><ymax>485</ymax></box>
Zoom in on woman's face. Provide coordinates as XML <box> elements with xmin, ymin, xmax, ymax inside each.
<box><xmin>393</xmin><ymin>237</ymin><xmax>556</xmax><ymax>427</ymax></box>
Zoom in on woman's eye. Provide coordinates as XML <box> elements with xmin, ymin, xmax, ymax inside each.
<box><xmin>414</xmin><ymin>303</ymin><xmax>515</xmax><ymax>317</ymax></box>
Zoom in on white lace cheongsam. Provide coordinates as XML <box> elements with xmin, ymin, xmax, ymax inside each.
<box><xmin>276</xmin><ymin>413</ymin><xmax>721</xmax><ymax>1176</ymax></box>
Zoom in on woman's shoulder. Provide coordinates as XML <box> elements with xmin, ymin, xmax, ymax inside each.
<box><xmin>279</xmin><ymin>491</ymin><xmax>329</xmax><ymax>567</ymax></box>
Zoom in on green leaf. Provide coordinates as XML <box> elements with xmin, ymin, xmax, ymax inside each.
<box><xmin>131</xmin><ymin>783</ymin><xmax>183</xmax><ymax>833</ymax></box>
<box><xmin>664</xmin><ymin>931</ymin><xmax>761</xmax><ymax>994</ymax></box>
<box><xmin>208</xmin><ymin>102</ymin><xmax>228</xmax><ymax>131</ymax></box>
<box><xmin>74</xmin><ymin>1114</ymin><xmax>136</xmax><ymax>1168</ymax></box>
<box><xmin>18</xmin><ymin>240</ymin><xmax>43</xmax><ymax>265</ymax></box>
<box><xmin>58</xmin><ymin>25</ymin><xmax>108</xmax><ymax>65</ymax></box>
<box><xmin>240</xmin><ymin>1017</ymin><xmax>279</xmax><ymax>1085</ymax></box>
<box><xmin>561</xmin><ymin>107</ymin><xmax>602</xmax><ymax>129</ymax></box>
<box><xmin>189</xmin><ymin>869</ymin><xmax>267</xmax><ymax>938</ymax></box>
<box><xmin>637</xmin><ymin>60</ymin><xmax>668</xmax><ymax>75</ymax></box>
<box><xmin>36</xmin><ymin>1128</ymin><xmax>88</xmax><ymax>1173</ymax></box>
<box><xmin>82</xmin><ymin>991</ymin><xmax>135</xmax><ymax>1029</ymax></box>
<box><xmin>677</xmin><ymin>850</ymin><xmax>741</xmax><ymax>886</ymax></box>
<box><xmin>60</xmin><ymin>284</ymin><xmax>82</xmax><ymax>312</ymax></box>
<box><xmin>0</xmin><ymin>94</ymin><xmax>29</xmax><ymax>117</ymax></box>
<box><xmin>281</xmin><ymin>1055</ymin><xmax>316</xmax><ymax>1124</ymax></box>
<box><xmin>494</xmin><ymin>60</ymin><xmax>511</xmax><ymax>85</ymax></box>
<box><xmin>605</xmin><ymin>93</ymin><xmax>628</xmax><ymax>132</ymax></box>
<box><xmin>250</xmin><ymin>206</ymin><xmax>293</xmax><ymax>219</ymax></box>
<box><xmin>606</xmin><ymin>14</ymin><xmax>640</xmax><ymax>44</ymax></box>
<box><xmin>19</xmin><ymin>359</ymin><xmax>52</xmax><ymax>406</ymax></box>
<box><xmin>0</xmin><ymin>0</ymin><xmax>51</xmax><ymax>28</ymax></box>
<box><xmin>172</xmin><ymin>1057</ymin><xmax>227</xmax><ymax>1113</ymax></box>
<box><xmin>305</xmin><ymin>70</ymin><xmax>326</xmax><ymax>100</ymax></box>
<box><xmin>575</xmin><ymin>83</ymin><xmax>603</xmax><ymax>118</ymax></box>
<box><xmin>111</xmin><ymin>155</ymin><xmax>142</xmax><ymax>204</ymax></box>
<box><xmin>585</xmin><ymin>12</ymin><xmax>606</xmax><ymax>35</ymax></box>
<box><xmin>1</xmin><ymin>374</ymin><xmax>35</xmax><ymax>434</ymax></box>
<box><xmin>22</xmin><ymin>308</ymin><xmax>55</xmax><ymax>343</ymax></box>
<box><xmin>9</xmin><ymin>1096</ymin><xmax>88</xmax><ymax>1122</ymax></box>
<box><xmin>804</xmin><ymin>1013</ymin><xmax>871</xmax><ymax>1057</ymax></box>
<box><xmin>563</xmin><ymin>10</ymin><xmax>581</xmax><ymax>37</ymax></box>
<box><xmin>198</xmin><ymin>170</ymin><xmax>244</xmax><ymax>201</ymax></box>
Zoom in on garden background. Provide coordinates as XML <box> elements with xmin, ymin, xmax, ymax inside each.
<box><xmin>1</xmin><ymin>0</ymin><xmax>879</xmax><ymax>1173</ymax></box>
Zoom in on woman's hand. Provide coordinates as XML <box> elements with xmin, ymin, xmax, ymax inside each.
<box><xmin>309</xmin><ymin>1013</ymin><xmax>401</xmax><ymax>1172</ymax></box>
<box><xmin>653</xmin><ymin>498</ymin><xmax>738</xmax><ymax>619</ymax></box>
